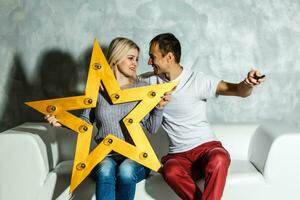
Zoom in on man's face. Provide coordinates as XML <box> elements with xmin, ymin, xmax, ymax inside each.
<box><xmin>148</xmin><ymin>42</ymin><xmax>168</xmax><ymax>75</ymax></box>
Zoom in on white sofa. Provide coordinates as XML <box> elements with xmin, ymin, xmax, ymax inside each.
<box><xmin>0</xmin><ymin>121</ymin><xmax>300</xmax><ymax>200</ymax></box>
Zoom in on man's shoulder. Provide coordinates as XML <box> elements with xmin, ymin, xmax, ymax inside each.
<box><xmin>135</xmin><ymin>80</ymin><xmax>148</xmax><ymax>87</ymax></box>
<box><xmin>188</xmin><ymin>69</ymin><xmax>203</xmax><ymax>76</ymax></box>
<box><xmin>179</xmin><ymin>68</ymin><xmax>202</xmax><ymax>82</ymax></box>
<box><xmin>189</xmin><ymin>70</ymin><xmax>218</xmax><ymax>81</ymax></box>
<box><xmin>138</xmin><ymin>72</ymin><xmax>165</xmax><ymax>84</ymax></box>
<box><xmin>139</xmin><ymin>71</ymin><xmax>156</xmax><ymax>79</ymax></box>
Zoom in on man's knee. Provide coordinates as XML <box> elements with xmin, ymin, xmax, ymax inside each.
<box><xmin>208</xmin><ymin>148</ymin><xmax>231</xmax><ymax>168</ymax></box>
<box><xmin>162</xmin><ymin>160</ymin><xmax>184</xmax><ymax>182</ymax></box>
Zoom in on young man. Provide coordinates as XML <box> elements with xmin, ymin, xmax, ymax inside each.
<box><xmin>142</xmin><ymin>33</ymin><xmax>265</xmax><ymax>200</ymax></box>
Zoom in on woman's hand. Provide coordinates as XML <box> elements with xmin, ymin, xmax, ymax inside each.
<box><xmin>44</xmin><ymin>114</ymin><xmax>62</xmax><ymax>127</ymax></box>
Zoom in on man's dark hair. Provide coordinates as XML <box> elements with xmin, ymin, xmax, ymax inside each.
<box><xmin>150</xmin><ymin>33</ymin><xmax>181</xmax><ymax>63</ymax></box>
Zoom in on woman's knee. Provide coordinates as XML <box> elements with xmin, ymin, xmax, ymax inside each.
<box><xmin>92</xmin><ymin>157</ymin><xmax>117</xmax><ymax>181</ymax></box>
<box><xmin>118</xmin><ymin>159</ymin><xmax>147</xmax><ymax>184</ymax></box>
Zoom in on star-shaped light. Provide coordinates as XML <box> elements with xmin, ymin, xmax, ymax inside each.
<box><xmin>25</xmin><ymin>39</ymin><xmax>177</xmax><ymax>192</ymax></box>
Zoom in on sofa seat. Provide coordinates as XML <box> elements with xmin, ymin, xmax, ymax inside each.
<box><xmin>1</xmin><ymin>122</ymin><xmax>300</xmax><ymax>200</ymax></box>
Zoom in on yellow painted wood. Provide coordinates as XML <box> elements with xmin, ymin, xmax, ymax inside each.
<box><xmin>25</xmin><ymin>39</ymin><xmax>177</xmax><ymax>193</ymax></box>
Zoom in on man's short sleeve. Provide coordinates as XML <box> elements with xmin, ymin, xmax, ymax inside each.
<box><xmin>195</xmin><ymin>72</ymin><xmax>221</xmax><ymax>99</ymax></box>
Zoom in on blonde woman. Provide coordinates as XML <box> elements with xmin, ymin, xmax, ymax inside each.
<box><xmin>46</xmin><ymin>37</ymin><xmax>170</xmax><ymax>200</ymax></box>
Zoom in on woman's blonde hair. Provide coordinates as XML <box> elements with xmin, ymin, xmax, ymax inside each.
<box><xmin>107</xmin><ymin>37</ymin><xmax>140</xmax><ymax>67</ymax></box>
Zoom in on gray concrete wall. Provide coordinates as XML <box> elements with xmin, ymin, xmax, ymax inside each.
<box><xmin>0</xmin><ymin>0</ymin><xmax>299</xmax><ymax>131</ymax></box>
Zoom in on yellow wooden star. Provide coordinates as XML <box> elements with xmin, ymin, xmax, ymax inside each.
<box><xmin>25</xmin><ymin>39</ymin><xmax>177</xmax><ymax>192</ymax></box>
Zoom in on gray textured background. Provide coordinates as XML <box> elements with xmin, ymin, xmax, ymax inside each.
<box><xmin>0</xmin><ymin>0</ymin><xmax>299</xmax><ymax>131</ymax></box>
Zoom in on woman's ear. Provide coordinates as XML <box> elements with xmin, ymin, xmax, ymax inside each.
<box><xmin>111</xmin><ymin>62</ymin><xmax>117</xmax><ymax>70</ymax></box>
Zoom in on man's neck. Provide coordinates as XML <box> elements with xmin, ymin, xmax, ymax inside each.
<box><xmin>165</xmin><ymin>64</ymin><xmax>183</xmax><ymax>81</ymax></box>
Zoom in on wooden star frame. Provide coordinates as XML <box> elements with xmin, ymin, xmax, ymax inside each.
<box><xmin>25</xmin><ymin>39</ymin><xmax>177</xmax><ymax>192</ymax></box>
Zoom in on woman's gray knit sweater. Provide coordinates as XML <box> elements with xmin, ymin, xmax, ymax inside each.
<box><xmin>80</xmin><ymin>81</ymin><xmax>163</xmax><ymax>143</ymax></box>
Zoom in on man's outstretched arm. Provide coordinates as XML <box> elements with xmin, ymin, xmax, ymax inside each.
<box><xmin>216</xmin><ymin>69</ymin><xmax>266</xmax><ymax>97</ymax></box>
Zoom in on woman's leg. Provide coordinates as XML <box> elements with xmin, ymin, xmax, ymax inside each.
<box><xmin>116</xmin><ymin>159</ymin><xmax>150</xmax><ymax>200</ymax></box>
<box><xmin>91</xmin><ymin>157</ymin><xmax>117</xmax><ymax>200</ymax></box>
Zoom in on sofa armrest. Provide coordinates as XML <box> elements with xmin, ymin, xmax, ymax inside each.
<box><xmin>0</xmin><ymin>124</ymin><xmax>49</xmax><ymax>199</ymax></box>
<box><xmin>248</xmin><ymin>121</ymin><xmax>300</xmax><ymax>183</ymax></box>
<box><xmin>12</xmin><ymin>122</ymin><xmax>77</xmax><ymax>166</ymax></box>
<box><xmin>212</xmin><ymin>123</ymin><xmax>259</xmax><ymax>160</ymax></box>
<box><xmin>0</xmin><ymin>122</ymin><xmax>77</xmax><ymax>200</ymax></box>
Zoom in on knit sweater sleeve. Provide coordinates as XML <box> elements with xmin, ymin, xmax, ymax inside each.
<box><xmin>79</xmin><ymin>108</ymin><xmax>95</xmax><ymax>124</ymax></box>
<box><xmin>140</xmin><ymin>108</ymin><xmax>163</xmax><ymax>135</ymax></box>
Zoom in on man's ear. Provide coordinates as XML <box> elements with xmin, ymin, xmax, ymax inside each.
<box><xmin>166</xmin><ymin>52</ymin><xmax>175</xmax><ymax>63</ymax></box>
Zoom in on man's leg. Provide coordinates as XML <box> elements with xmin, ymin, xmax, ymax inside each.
<box><xmin>193</xmin><ymin>141</ymin><xmax>231</xmax><ymax>200</ymax></box>
<box><xmin>162</xmin><ymin>154</ymin><xmax>202</xmax><ymax>200</ymax></box>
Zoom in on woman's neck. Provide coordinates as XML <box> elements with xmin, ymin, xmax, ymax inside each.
<box><xmin>116</xmin><ymin>73</ymin><xmax>136</xmax><ymax>88</ymax></box>
<box><xmin>113</xmin><ymin>68</ymin><xmax>136</xmax><ymax>88</ymax></box>
<box><xmin>119</xmin><ymin>78</ymin><xmax>136</xmax><ymax>88</ymax></box>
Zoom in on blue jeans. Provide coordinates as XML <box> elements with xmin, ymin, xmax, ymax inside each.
<box><xmin>91</xmin><ymin>156</ymin><xmax>151</xmax><ymax>200</ymax></box>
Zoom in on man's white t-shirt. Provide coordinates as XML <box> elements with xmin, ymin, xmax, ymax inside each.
<box><xmin>141</xmin><ymin>68</ymin><xmax>221</xmax><ymax>153</ymax></box>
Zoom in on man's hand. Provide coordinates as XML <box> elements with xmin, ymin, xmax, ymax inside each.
<box><xmin>44</xmin><ymin>114</ymin><xmax>62</xmax><ymax>127</ymax></box>
<box><xmin>244</xmin><ymin>69</ymin><xmax>266</xmax><ymax>87</ymax></box>
<box><xmin>236</xmin><ymin>68</ymin><xmax>266</xmax><ymax>97</ymax></box>
<box><xmin>156</xmin><ymin>90</ymin><xmax>173</xmax><ymax>110</ymax></box>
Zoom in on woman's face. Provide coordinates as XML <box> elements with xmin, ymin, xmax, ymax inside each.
<box><xmin>115</xmin><ymin>48</ymin><xmax>139</xmax><ymax>78</ymax></box>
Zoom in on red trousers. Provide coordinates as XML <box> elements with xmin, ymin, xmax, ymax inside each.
<box><xmin>161</xmin><ymin>141</ymin><xmax>230</xmax><ymax>200</ymax></box>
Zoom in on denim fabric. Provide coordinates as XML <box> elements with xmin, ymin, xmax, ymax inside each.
<box><xmin>91</xmin><ymin>156</ymin><xmax>151</xmax><ymax>200</ymax></box>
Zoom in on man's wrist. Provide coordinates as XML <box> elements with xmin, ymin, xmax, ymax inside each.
<box><xmin>242</xmin><ymin>79</ymin><xmax>254</xmax><ymax>88</ymax></box>
<box><xmin>237</xmin><ymin>80</ymin><xmax>253</xmax><ymax>97</ymax></box>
